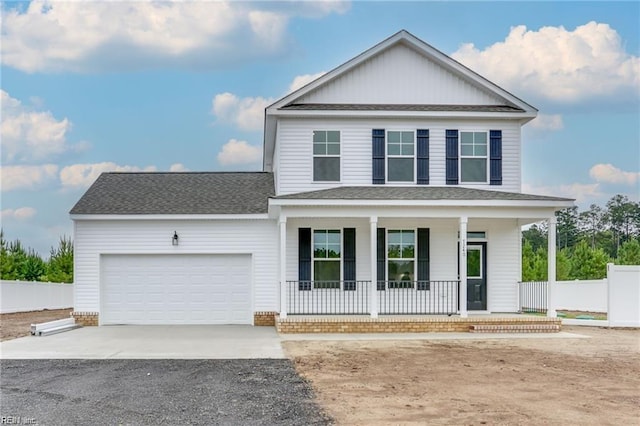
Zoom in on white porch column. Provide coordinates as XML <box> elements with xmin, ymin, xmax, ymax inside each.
<box><xmin>279</xmin><ymin>215</ymin><xmax>287</xmax><ymax>319</ymax></box>
<box><xmin>370</xmin><ymin>216</ymin><xmax>378</xmax><ymax>318</ymax></box>
<box><xmin>459</xmin><ymin>216</ymin><xmax>468</xmax><ymax>318</ymax></box>
<box><xmin>547</xmin><ymin>216</ymin><xmax>557</xmax><ymax>318</ymax></box>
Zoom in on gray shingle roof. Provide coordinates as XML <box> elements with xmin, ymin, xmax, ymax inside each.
<box><xmin>281</xmin><ymin>104</ymin><xmax>525</xmax><ymax>113</ymax></box>
<box><xmin>70</xmin><ymin>172</ymin><xmax>274</xmax><ymax>215</ymax></box>
<box><xmin>273</xmin><ymin>186</ymin><xmax>573</xmax><ymax>202</ymax></box>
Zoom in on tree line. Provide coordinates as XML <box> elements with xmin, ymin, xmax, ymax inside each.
<box><xmin>0</xmin><ymin>231</ymin><xmax>73</xmax><ymax>283</ymax></box>
<box><xmin>522</xmin><ymin>194</ymin><xmax>640</xmax><ymax>281</ymax></box>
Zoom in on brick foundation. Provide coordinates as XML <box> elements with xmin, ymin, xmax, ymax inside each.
<box><xmin>71</xmin><ymin>312</ymin><xmax>99</xmax><ymax>326</ymax></box>
<box><xmin>276</xmin><ymin>315</ymin><xmax>562</xmax><ymax>334</ymax></box>
<box><xmin>254</xmin><ymin>311</ymin><xmax>277</xmax><ymax>326</ymax></box>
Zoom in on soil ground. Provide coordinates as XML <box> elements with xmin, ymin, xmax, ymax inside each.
<box><xmin>0</xmin><ymin>308</ymin><xmax>72</xmax><ymax>341</ymax></box>
<box><xmin>284</xmin><ymin>327</ymin><xmax>640</xmax><ymax>425</ymax></box>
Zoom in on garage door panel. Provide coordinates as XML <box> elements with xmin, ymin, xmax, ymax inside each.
<box><xmin>101</xmin><ymin>254</ymin><xmax>252</xmax><ymax>325</ymax></box>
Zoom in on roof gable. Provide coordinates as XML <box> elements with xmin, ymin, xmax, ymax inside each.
<box><xmin>268</xmin><ymin>30</ymin><xmax>536</xmax><ymax>113</ymax></box>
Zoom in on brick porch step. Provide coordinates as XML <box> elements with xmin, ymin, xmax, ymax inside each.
<box><xmin>469</xmin><ymin>323</ymin><xmax>560</xmax><ymax>333</ymax></box>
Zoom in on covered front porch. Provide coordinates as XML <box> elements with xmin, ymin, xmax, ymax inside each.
<box><xmin>270</xmin><ymin>189</ymin><xmax>572</xmax><ymax>324</ymax></box>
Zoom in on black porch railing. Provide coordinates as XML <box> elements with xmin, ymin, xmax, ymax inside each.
<box><xmin>377</xmin><ymin>280</ymin><xmax>459</xmax><ymax>315</ymax></box>
<box><xmin>519</xmin><ymin>281</ymin><xmax>547</xmax><ymax>313</ymax></box>
<box><xmin>286</xmin><ymin>281</ymin><xmax>371</xmax><ymax>315</ymax></box>
<box><xmin>286</xmin><ymin>280</ymin><xmax>460</xmax><ymax>315</ymax></box>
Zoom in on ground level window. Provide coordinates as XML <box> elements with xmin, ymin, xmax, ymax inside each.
<box><xmin>313</xmin><ymin>230</ymin><xmax>341</xmax><ymax>289</ymax></box>
<box><xmin>387</xmin><ymin>230</ymin><xmax>415</xmax><ymax>288</ymax></box>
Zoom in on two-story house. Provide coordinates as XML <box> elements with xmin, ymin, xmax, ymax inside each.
<box><xmin>70</xmin><ymin>31</ymin><xmax>573</xmax><ymax>328</ymax></box>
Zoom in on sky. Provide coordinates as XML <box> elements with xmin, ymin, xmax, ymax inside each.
<box><xmin>1</xmin><ymin>0</ymin><xmax>639</xmax><ymax>257</ymax></box>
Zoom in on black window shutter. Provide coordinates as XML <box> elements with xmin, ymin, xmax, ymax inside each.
<box><xmin>417</xmin><ymin>129</ymin><xmax>429</xmax><ymax>185</ymax></box>
<box><xmin>445</xmin><ymin>130</ymin><xmax>459</xmax><ymax>185</ymax></box>
<box><xmin>298</xmin><ymin>228</ymin><xmax>311</xmax><ymax>290</ymax></box>
<box><xmin>372</xmin><ymin>129</ymin><xmax>385</xmax><ymax>184</ymax></box>
<box><xmin>417</xmin><ymin>228</ymin><xmax>430</xmax><ymax>290</ymax></box>
<box><xmin>343</xmin><ymin>228</ymin><xmax>356</xmax><ymax>291</ymax></box>
<box><xmin>490</xmin><ymin>130</ymin><xmax>502</xmax><ymax>185</ymax></box>
<box><xmin>377</xmin><ymin>228</ymin><xmax>386</xmax><ymax>291</ymax></box>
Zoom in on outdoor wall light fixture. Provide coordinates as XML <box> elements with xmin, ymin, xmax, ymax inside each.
<box><xmin>172</xmin><ymin>231</ymin><xmax>179</xmax><ymax>246</ymax></box>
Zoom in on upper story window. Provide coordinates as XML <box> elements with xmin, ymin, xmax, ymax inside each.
<box><xmin>460</xmin><ymin>131</ymin><xmax>488</xmax><ymax>183</ymax></box>
<box><xmin>313</xmin><ymin>229</ymin><xmax>341</xmax><ymax>288</ymax></box>
<box><xmin>313</xmin><ymin>130</ymin><xmax>340</xmax><ymax>182</ymax></box>
<box><xmin>387</xmin><ymin>131</ymin><xmax>414</xmax><ymax>182</ymax></box>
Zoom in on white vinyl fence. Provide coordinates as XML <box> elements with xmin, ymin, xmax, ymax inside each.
<box><xmin>0</xmin><ymin>280</ymin><xmax>74</xmax><ymax>314</ymax></box>
<box><xmin>519</xmin><ymin>263</ymin><xmax>640</xmax><ymax>327</ymax></box>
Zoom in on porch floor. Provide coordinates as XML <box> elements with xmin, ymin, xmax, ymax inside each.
<box><xmin>276</xmin><ymin>313</ymin><xmax>561</xmax><ymax>334</ymax></box>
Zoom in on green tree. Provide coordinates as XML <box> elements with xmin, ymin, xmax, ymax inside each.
<box><xmin>617</xmin><ymin>239</ymin><xmax>640</xmax><ymax>265</ymax></box>
<box><xmin>556</xmin><ymin>206</ymin><xmax>579</xmax><ymax>250</ymax></box>
<box><xmin>556</xmin><ymin>248</ymin><xmax>571</xmax><ymax>281</ymax></box>
<box><xmin>606</xmin><ymin>195</ymin><xmax>640</xmax><ymax>256</ymax></box>
<box><xmin>22</xmin><ymin>249</ymin><xmax>46</xmax><ymax>281</ymax></box>
<box><xmin>579</xmin><ymin>204</ymin><xmax>605</xmax><ymax>249</ymax></box>
<box><xmin>522</xmin><ymin>223</ymin><xmax>547</xmax><ymax>252</ymax></box>
<box><xmin>570</xmin><ymin>240</ymin><xmax>610</xmax><ymax>279</ymax></box>
<box><xmin>45</xmin><ymin>236</ymin><xmax>74</xmax><ymax>283</ymax></box>
<box><xmin>521</xmin><ymin>240</ymin><xmax>536</xmax><ymax>281</ymax></box>
<box><xmin>532</xmin><ymin>247</ymin><xmax>548</xmax><ymax>281</ymax></box>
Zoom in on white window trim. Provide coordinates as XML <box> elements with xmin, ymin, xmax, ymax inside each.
<box><xmin>312</xmin><ymin>130</ymin><xmax>341</xmax><ymax>183</ymax></box>
<box><xmin>311</xmin><ymin>228</ymin><xmax>343</xmax><ymax>288</ymax></box>
<box><xmin>459</xmin><ymin>130</ymin><xmax>489</xmax><ymax>184</ymax></box>
<box><xmin>386</xmin><ymin>129</ymin><xmax>416</xmax><ymax>184</ymax></box>
<box><xmin>386</xmin><ymin>228</ymin><xmax>416</xmax><ymax>287</ymax></box>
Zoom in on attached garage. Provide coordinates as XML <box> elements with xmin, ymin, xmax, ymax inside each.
<box><xmin>70</xmin><ymin>172</ymin><xmax>277</xmax><ymax>326</ymax></box>
<box><xmin>101</xmin><ymin>254</ymin><xmax>252</xmax><ymax>325</ymax></box>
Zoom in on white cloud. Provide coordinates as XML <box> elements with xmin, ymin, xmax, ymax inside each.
<box><xmin>528</xmin><ymin>114</ymin><xmax>564</xmax><ymax>131</ymax></box>
<box><xmin>1</xmin><ymin>207</ymin><xmax>37</xmax><ymax>220</ymax></box>
<box><xmin>523</xmin><ymin>182</ymin><xmax>604</xmax><ymax>205</ymax></box>
<box><xmin>59</xmin><ymin>162</ymin><xmax>157</xmax><ymax>188</ymax></box>
<box><xmin>212</xmin><ymin>72</ymin><xmax>326</xmax><ymax>131</ymax></box>
<box><xmin>217</xmin><ymin>139</ymin><xmax>262</xmax><ymax>165</ymax></box>
<box><xmin>212</xmin><ymin>93</ymin><xmax>272</xmax><ymax>132</ymax></box>
<box><xmin>1</xmin><ymin>90</ymin><xmax>84</xmax><ymax>163</ymax></box>
<box><xmin>589</xmin><ymin>163</ymin><xmax>640</xmax><ymax>186</ymax></box>
<box><xmin>169</xmin><ymin>163</ymin><xmax>189</xmax><ymax>172</ymax></box>
<box><xmin>452</xmin><ymin>21</ymin><xmax>640</xmax><ymax>103</ymax></box>
<box><xmin>1</xmin><ymin>164</ymin><xmax>59</xmax><ymax>191</ymax></box>
<box><xmin>288</xmin><ymin>72</ymin><xmax>326</xmax><ymax>93</ymax></box>
<box><xmin>1</xmin><ymin>1</ymin><xmax>347</xmax><ymax>73</ymax></box>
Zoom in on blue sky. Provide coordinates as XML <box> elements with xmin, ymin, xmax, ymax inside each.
<box><xmin>1</xmin><ymin>1</ymin><xmax>639</xmax><ymax>256</ymax></box>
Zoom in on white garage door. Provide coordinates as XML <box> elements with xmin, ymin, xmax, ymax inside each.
<box><xmin>101</xmin><ymin>254</ymin><xmax>252</xmax><ymax>325</ymax></box>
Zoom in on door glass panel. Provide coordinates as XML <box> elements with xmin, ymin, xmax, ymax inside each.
<box><xmin>467</xmin><ymin>247</ymin><xmax>482</xmax><ymax>278</ymax></box>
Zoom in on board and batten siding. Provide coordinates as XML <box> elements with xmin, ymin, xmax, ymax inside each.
<box><xmin>276</xmin><ymin>118</ymin><xmax>521</xmax><ymax>195</ymax></box>
<box><xmin>73</xmin><ymin>219</ymin><xmax>278</xmax><ymax>314</ymax></box>
<box><xmin>296</xmin><ymin>43</ymin><xmax>503</xmax><ymax>106</ymax></box>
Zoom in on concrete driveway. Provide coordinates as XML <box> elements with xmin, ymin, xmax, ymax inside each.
<box><xmin>0</xmin><ymin>325</ymin><xmax>285</xmax><ymax>359</ymax></box>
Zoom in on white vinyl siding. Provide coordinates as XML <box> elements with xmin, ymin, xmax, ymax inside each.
<box><xmin>276</xmin><ymin>118</ymin><xmax>521</xmax><ymax>195</ymax></box>
<box><xmin>296</xmin><ymin>43</ymin><xmax>503</xmax><ymax>106</ymax></box>
<box><xmin>73</xmin><ymin>219</ymin><xmax>278</xmax><ymax>315</ymax></box>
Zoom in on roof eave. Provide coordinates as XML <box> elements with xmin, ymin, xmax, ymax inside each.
<box><xmin>269</xmin><ymin>198</ymin><xmax>574</xmax><ymax>209</ymax></box>
<box><xmin>267</xmin><ymin>109</ymin><xmax>536</xmax><ymax>120</ymax></box>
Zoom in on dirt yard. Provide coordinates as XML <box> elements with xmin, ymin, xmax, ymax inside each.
<box><xmin>0</xmin><ymin>309</ymin><xmax>73</xmax><ymax>341</ymax></box>
<box><xmin>284</xmin><ymin>327</ymin><xmax>640</xmax><ymax>425</ymax></box>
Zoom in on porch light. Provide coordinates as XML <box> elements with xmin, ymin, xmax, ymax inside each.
<box><xmin>172</xmin><ymin>231</ymin><xmax>179</xmax><ymax>246</ymax></box>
